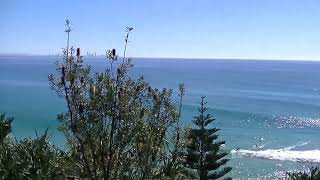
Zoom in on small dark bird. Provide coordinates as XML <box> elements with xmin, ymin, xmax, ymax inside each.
<box><xmin>112</xmin><ymin>49</ymin><xmax>116</xmax><ymax>57</ymax></box>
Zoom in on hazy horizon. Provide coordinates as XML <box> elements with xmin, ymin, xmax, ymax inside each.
<box><xmin>2</xmin><ymin>53</ymin><xmax>320</xmax><ymax>62</ymax></box>
<box><xmin>2</xmin><ymin>0</ymin><xmax>320</xmax><ymax>60</ymax></box>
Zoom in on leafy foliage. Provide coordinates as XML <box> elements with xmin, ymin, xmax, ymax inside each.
<box><xmin>48</xmin><ymin>20</ymin><xmax>189</xmax><ymax>179</ymax></box>
<box><xmin>0</xmin><ymin>113</ymin><xmax>13</xmax><ymax>143</ymax></box>
<box><xmin>287</xmin><ymin>167</ymin><xmax>320</xmax><ymax>180</ymax></box>
<box><xmin>0</xmin><ymin>124</ymin><xmax>67</xmax><ymax>179</ymax></box>
<box><xmin>185</xmin><ymin>97</ymin><xmax>231</xmax><ymax>180</ymax></box>
<box><xmin>0</xmin><ymin>20</ymin><xmax>233</xmax><ymax>179</ymax></box>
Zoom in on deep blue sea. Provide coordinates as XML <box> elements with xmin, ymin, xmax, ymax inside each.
<box><xmin>1</xmin><ymin>56</ymin><xmax>320</xmax><ymax>179</ymax></box>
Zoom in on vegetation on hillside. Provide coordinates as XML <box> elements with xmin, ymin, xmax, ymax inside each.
<box><xmin>0</xmin><ymin>20</ymin><xmax>231</xmax><ymax>179</ymax></box>
<box><xmin>48</xmin><ymin>21</ymin><xmax>190</xmax><ymax>179</ymax></box>
<box><xmin>1</xmin><ymin>19</ymin><xmax>319</xmax><ymax>180</ymax></box>
<box><xmin>287</xmin><ymin>167</ymin><xmax>320</xmax><ymax>180</ymax></box>
<box><xmin>0</xmin><ymin>113</ymin><xmax>69</xmax><ymax>179</ymax></box>
<box><xmin>185</xmin><ymin>97</ymin><xmax>231</xmax><ymax>180</ymax></box>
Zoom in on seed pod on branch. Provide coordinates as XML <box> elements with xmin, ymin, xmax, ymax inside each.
<box><xmin>136</xmin><ymin>86</ymin><xmax>140</xmax><ymax>92</ymax></box>
<box><xmin>76</xmin><ymin>48</ymin><xmax>80</xmax><ymax>57</ymax></box>
<box><xmin>117</xmin><ymin>68</ymin><xmax>121</xmax><ymax>76</ymax></box>
<box><xmin>61</xmin><ymin>77</ymin><xmax>65</xmax><ymax>84</ymax></box>
<box><xmin>78</xmin><ymin>103</ymin><xmax>84</xmax><ymax>114</ymax></box>
<box><xmin>91</xmin><ymin>85</ymin><xmax>96</xmax><ymax>94</ymax></box>
<box><xmin>153</xmin><ymin>94</ymin><xmax>158</xmax><ymax>101</ymax></box>
<box><xmin>70</xmin><ymin>78</ymin><xmax>74</xmax><ymax>86</ymax></box>
<box><xmin>118</xmin><ymin>91</ymin><xmax>121</xmax><ymax>99</ymax></box>
<box><xmin>119</xmin><ymin>87</ymin><xmax>123</xmax><ymax>93</ymax></box>
<box><xmin>62</xmin><ymin>66</ymin><xmax>65</xmax><ymax>76</ymax></box>
<box><xmin>139</xmin><ymin>108</ymin><xmax>145</xmax><ymax>119</ymax></box>
<box><xmin>70</xmin><ymin>123</ymin><xmax>77</xmax><ymax>133</ymax></box>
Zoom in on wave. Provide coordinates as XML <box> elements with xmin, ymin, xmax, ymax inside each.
<box><xmin>231</xmin><ymin>141</ymin><xmax>320</xmax><ymax>163</ymax></box>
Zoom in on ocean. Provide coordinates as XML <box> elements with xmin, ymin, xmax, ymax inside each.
<box><xmin>1</xmin><ymin>56</ymin><xmax>320</xmax><ymax>179</ymax></box>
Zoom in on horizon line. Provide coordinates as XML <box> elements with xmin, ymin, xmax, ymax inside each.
<box><xmin>0</xmin><ymin>53</ymin><xmax>320</xmax><ymax>62</ymax></box>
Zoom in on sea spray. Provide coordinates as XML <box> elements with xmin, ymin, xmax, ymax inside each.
<box><xmin>231</xmin><ymin>141</ymin><xmax>320</xmax><ymax>162</ymax></box>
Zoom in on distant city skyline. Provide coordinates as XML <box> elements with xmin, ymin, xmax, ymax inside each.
<box><xmin>1</xmin><ymin>0</ymin><xmax>320</xmax><ymax>60</ymax></box>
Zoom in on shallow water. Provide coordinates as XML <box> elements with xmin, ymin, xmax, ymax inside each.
<box><xmin>1</xmin><ymin>56</ymin><xmax>320</xmax><ymax>179</ymax></box>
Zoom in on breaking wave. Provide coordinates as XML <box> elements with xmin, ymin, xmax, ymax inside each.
<box><xmin>231</xmin><ymin>141</ymin><xmax>320</xmax><ymax>163</ymax></box>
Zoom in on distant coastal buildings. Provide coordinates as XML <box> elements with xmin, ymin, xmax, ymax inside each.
<box><xmin>86</xmin><ymin>52</ymin><xmax>97</xmax><ymax>57</ymax></box>
<box><xmin>49</xmin><ymin>51</ymin><xmax>99</xmax><ymax>57</ymax></box>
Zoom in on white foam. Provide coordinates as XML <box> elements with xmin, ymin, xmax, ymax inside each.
<box><xmin>274</xmin><ymin>116</ymin><xmax>320</xmax><ymax>128</ymax></box>
<box><xmin>231</xmin><ymin>141</ymin><xmax>320</xmax><ymax>163</ymax></box>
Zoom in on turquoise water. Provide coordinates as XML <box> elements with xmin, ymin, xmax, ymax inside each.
<box><xmin>1</xmin><ymin>56</ymin><xmax>320</xmax><ymax>179</ymax></box>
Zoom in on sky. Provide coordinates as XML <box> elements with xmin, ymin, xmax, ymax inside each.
<box><xmin>1</xmin><ymin>0</ymin><xmax>320</xmax><ymax>60</ymax></box>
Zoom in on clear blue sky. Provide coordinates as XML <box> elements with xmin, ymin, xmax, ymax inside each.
<box><xmin>1</xmin><ymin>0</ymin><xmax>320</xmax><ymax>60</ymax></box>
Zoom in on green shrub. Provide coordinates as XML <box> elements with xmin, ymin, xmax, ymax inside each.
<box><xmin>48</xmin><ymin>21</ymin><xmax>189</xmax><ymax>179</ymax></box>
<box><xmin>0</xmin><ymin>124</ymin><xmax>67</xmax><ymax>179</ymax></box>
<box><xmin>0</xmin><ymin>113</ymin><xmax>13</xmax><ymax>143</ymax></box>
<box><xmin>185</xmin><ymin>97</ymin><xmax>231</xmax><ymax>179</ymax></box>
<box><xmin>287</xmin><ymin>167</ymin><xmax>320</xmax><ymax>180</ymax></box>
<box><xmin>0</xmin><ymin>20</ymin><xmax>233</xmax><ymax>179</ymax></box>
